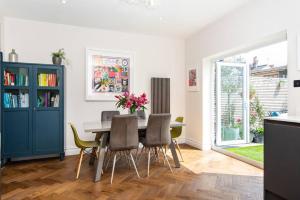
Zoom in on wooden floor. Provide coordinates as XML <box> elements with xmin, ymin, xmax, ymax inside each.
<box><xmin>1</xmin><ymin>145</ymin><xmax>263</xmax><ymax>200</ymax></box>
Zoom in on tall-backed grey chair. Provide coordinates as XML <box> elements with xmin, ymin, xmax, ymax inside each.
<box><xmin>109</xmin><ymin>114</ymin><xmax>140</xmax><ymax>184</ymax></box>
<box><xmin>97</xmin><ymin>111</ymin><xmax>120</xmax><ymax>165</ymax></box>
<box><xmin>140</xmin><ymin>113</ymin><xmax>173</xmax><ymax>176</ymax></box>
<box><xmin>101</xmin><ymin>111</ymin><xmax>120</xmax><ymax>121</ymax></box>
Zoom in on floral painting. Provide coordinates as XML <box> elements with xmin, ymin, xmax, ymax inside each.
<box><xmin>86</xmin><ymin>49</ymin><xmax>134</xmax><ymax>101</ymax></box>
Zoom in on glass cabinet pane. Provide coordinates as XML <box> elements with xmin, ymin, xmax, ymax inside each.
<box><xmin>37</xmin><ymin>90</ymin><xmax>59</xmax><ymax>108</ymax></box>
<box><xmin>3</xmin><ymin>67</ymin><xmax>29</xmax><ymax>86</ymax></box>
<box><xmin>37</xmin><ymin>69</ymin><xmax>59</xmax><ymax>87</ymax></box>
<box><xmin>3</xmin><ymin>89</ymin><xmax>29</xmax><ymax>108</ymax></box>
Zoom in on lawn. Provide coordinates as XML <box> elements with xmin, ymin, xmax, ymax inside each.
<box><xmin>226</xmin><ymin>145</ymin><xmax>264</xmax><ymax>163</ymax></box>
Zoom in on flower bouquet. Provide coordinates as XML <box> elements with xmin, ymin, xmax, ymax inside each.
<box><xmin>115</xmin><ymin>92</ymin><xmax>149</xmax><ymax>114</ymax></box>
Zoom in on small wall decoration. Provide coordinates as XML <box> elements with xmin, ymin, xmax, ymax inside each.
<box><xmin>86</xmin><ymin>48</ymin><xmax>134</xmax><ymax>101</ymax></box>
<box><xmin>187</xmin><ymin>67</ymin><xmax>200</xmax><ymax>91</ymax></box>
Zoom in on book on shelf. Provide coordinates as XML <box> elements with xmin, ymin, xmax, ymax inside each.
<box><xmin>38</xmin><ymin>73</ymin><xmax>57</xmax><ymax>87</ymax></box>
<box><xmin>4</xmin><ymin>70</ymin><xmax>28</xmax><ymax>86</ymax></box>
<box><xmin>37</xmin><ymin>92</ymin><xmax>59</xmax><ymax>108</ymax></box>
<box><xmin>3</xmin><ymin>92</ymin><xmax>29</xmax><ymax>108</ymax></box>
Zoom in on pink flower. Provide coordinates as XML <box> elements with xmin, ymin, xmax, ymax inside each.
<box><xmin>125</xmin><ymin>101</ymin><xmax>132</xmax><ymax>108</ymax></box>
<box><xmin>124</xmin><ymin>92</ymin><xmax>129</xmax><ymax>97</ymax></box>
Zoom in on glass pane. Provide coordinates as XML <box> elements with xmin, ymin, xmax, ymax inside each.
<box><xmin>3</xmin><ymin>67</ymin><xmax>29</xmax><ymax>86</ymax></box>
<box><xmin>220</xmin><ymin>65</ymin><xmax>244</xmax><ymax>142</ymax></box>
<box><xmin>37</xmin><ymin>69</ymin><xmax>59</xmax><ymax>87</ymax></box>
<box><xmin>37</xmin><ymin>90</ymin><xmax>59</xmax><ymax>108</ymax></box>
<box><xmin>3</xmin><ymin>89</ymin><xmax>29</xmax><ymax>108</ymax></box>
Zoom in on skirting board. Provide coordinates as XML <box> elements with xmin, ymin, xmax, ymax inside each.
<box><xmin>185</xmin><ymin>138</ymin><xmax>211</xmax><ymax>150</ymax></box>
<box><xmin>65</xmin><ymin>147</ymin><xmax>81</xmax><ymax>156</ymax></box>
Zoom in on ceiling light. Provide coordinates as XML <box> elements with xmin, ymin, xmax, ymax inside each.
<box><xmin>61</xmin><ymin>0</ymin><xmax>67</xmax><ymax>4</ymax></box>
<box><xmin>121</xmin><ymin>0</ymin><xmax>160</xmax><ymax>9</ymax></box>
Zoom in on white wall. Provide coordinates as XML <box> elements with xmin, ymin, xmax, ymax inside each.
<box><xmin>186</xmin><ymin>0</ymin><xmax>300</xmax><ymax>150</ymax></box>
<box><xmin>2</xmin><ymin>17</ymin><xmax>186</xmax><ymax>155</ymax></box>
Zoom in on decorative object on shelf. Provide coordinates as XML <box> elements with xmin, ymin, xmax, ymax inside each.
<box><xmin>187</xmin><ymin>67</ymin><xmax>200</xmax><ymax>91</ymax></box>
<box><xmin>52</xmin><ymin>48</ymin><xmax>66</xmax><ymax>65</ymax></box>
<box><xmin>115</xmin><ymin>92</ymin><xmax>148</xmax><ymax>114</ymax></box>
<box><xmin>120</xmin><ymin>0</ymin><xmax>160</xmax><ymax>8</ymax></box>
<box><xmin>86</xmin><ymin>48</ymin><xmax>134</xmax><ymax>101</ymax></box>
<box><xmin>8</xmin><ymin>49</ymin><xmax>18</xmax><ymax>62</ymax></box>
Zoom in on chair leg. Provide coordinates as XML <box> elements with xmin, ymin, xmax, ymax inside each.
<box><xmin>137</xmin><ymin>146</ymin><xmax>145</xmax><ymax>165</ymax></box>
<box><xmin>130</xmin><ymin>152</ymin><xmax>140</xmax><ymax>178</ymax></box>
<box><xmin>105</xmin><ymin>151</ymin><xmax>112</xmax><ymax>170</ymax></box>
<box><xmin>95</xmin><ymin>148</ymin><xmax>99</xmax><ymax>159</ymax></box>
<box><xmin>147</xmin><ymin>148</ymin><xmax>151</xmax><ymax>177</ymax></box>
<box><xmin>135</xmin><ymin>148</ymin><xmax>139</xmax><ymax>162</ymax></box>
<box><xmin>76</xmin><ymin>149</ymin><xmax>84</xmax><ymax>179</ymax></box>
<box><xmin>154</xmin><ymin>147</ymin><xmax>159</xmax><ymax>162</ymax></box>
<box><xmin>174</xmin><ymin>139</ymin><xmax>184</xmax><ymax>162</ymax></box>
<box><xmin>162</xmin><ymin>146</ymin><xmax>173</xmax><ymax>173</ymax></box>
<box><xmin>110</xmin><ymin>153</ymin><xmax>117</xmax><ymax>184</ymax></box>
<box><xmin>124</xmin><ymin>151</ymin><xmax>132</xmax><ymax>169</ymax></box>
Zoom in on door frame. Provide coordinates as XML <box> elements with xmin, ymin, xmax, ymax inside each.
<box><xmin>216</xmin><ymin>62</ymin><xmax>249</xmax><ymax>146</ymax></box>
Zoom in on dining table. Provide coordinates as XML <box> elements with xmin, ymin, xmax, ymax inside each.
<box><xmin>83</xmin><ymin>119</ymin><xmax>186</xmax><ymax>182</ymax></box>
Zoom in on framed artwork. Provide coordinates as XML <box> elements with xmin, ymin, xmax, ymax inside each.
<box><xmin>187</xmin><ymin>67</ymin><xmax>200</xmax><ymax>91</ymax></box>
<box><xmin>86</xmin><ymin>48</ymin><xmax>134</xmax><ymax>101</ymax></box>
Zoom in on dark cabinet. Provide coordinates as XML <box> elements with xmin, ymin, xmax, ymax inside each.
<box><xmin>1</xmin><ymin>60</ymin><xmax>64</xmax><ymax>163</ymax></box>
<box><xmin>264</xmin><ymin>119</ymin><xmax>300</xmax><ymax>200</ymax></box>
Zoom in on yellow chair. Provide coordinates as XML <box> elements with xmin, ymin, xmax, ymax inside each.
<box><xmin>69</xmin><ymin>123</ymin><xmax>100</xmax><ymax>179</ymax></box>
<box><xmin>170</xmin><ymin>117</ymin><xmax>184</xmax><ymax>161</ymax></box>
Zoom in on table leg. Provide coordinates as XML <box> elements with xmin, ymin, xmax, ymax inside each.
<box><xmin>169</xmin><ymin>139</ymin><xmax>180</xmax><ymax>168</ymax></box>
<box><xmin>89</xmin><ymin>132</ymin><xmax>101</xmax><ymax>165</ymax></box>
<box><xmin>94</xmin><ymin>132</ymin><xmax>108</xmax><ymax>182</ymax></box>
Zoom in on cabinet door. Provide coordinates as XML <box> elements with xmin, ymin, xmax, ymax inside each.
<box><xmin>3</xmin><ymin>110</ymin><xmax>32</xmax><ymax>157</ymax></box>
<box><xmin>2</xmin><ymin>64</ymin><xmax>32</xmax><ymax>158</ymax></box>
<box><xmin>33</xmin><ymin>110</ymin><xmax>61</xmax><ymax>154</ymax></box>
<box><xmin>32</xmin><ymin>66</ymin><xmax>63</xmax><ymax>155</ymax></box>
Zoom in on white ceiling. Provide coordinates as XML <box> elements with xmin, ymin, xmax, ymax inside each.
<box><xmin>0</xmin><ymin>0</ymin><xmax>250</xmax><ymax>38</ymax></box>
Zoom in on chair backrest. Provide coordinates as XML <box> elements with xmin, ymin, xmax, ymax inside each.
<box><xmin>109</xmin><ymin>114</ymin><xmax>139</xmax><ymax>151</ymax></box>
<box><xmin>171</xmin><ymin>117</ymin><xmax>184</xmax><ymax>138</ymax></box>
<box><xmin>145</xmin><ymin>113</ymin><xmax>171</xmax><ymax>146</ymax></box>
<box><xmin>69</xmin><ymin>123</ymin><xmax>84</xmax><ymax>148</ymax></box>
<box><xmin>101</xmin><ymin>111</ymin><xmax>120</xmax><ymax>122</ymax></box>
<box><xmin>137</xmin><ymin>110</ymin><xmax>146</xmax><ymax>120</ymax></box>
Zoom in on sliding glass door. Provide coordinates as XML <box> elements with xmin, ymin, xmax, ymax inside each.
<box><xmin>216</xmin><ymin>62</ymin><xmax>249</xmax><ymax>146</ymax></box>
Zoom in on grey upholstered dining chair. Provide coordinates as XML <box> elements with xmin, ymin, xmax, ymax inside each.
<box><xmin>140</xmin><ymin>113</ymin><xmax>173</xmax><ymax>176</ymax></box>
<box><xmin>108</xmin><ymin>114</ymin><xmax>140</xmax><ymax>184</ymax></box>
<box><xmin>101</xmin><ymin>111</ymin><xmax>120</xmax><ymax>121</ymax></box>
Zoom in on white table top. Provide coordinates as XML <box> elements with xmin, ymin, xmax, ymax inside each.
<box><xmin>83</xmin><ymin>120</ymin><xmax>185</xmax><ymax>133</ymax></box>
<box><xmin>265</xmin><ymin>115</ymin><xmax>300</xmax><ymax>124</ymax></box>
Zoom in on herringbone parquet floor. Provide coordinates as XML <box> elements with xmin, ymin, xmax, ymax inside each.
<box><xmin>1</xmin><ymin>145</ymin><xmax>263</xmax><ymax>200</ymax></box>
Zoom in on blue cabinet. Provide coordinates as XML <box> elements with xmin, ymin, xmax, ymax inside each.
<box><xmin>1</xmin><ymin>60</ymin><xmax>64</xmax><ymax>163</ymax></box>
